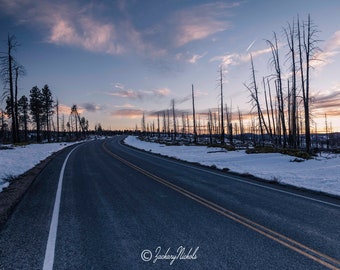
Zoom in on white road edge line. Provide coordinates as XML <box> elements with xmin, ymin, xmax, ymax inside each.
<box><xmin>42</xmin><ymin>145</ymin><xmax>80</xmax><ymax>270</ymax></box>
<box><xmin>122</xmin><ymin>140</ymin><xmax>340</xmax><ymax>208</ymax></box>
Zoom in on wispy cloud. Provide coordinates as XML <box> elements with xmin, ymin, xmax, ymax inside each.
<box><xmin>176</xmin><ymin>52</ymin><xmax>207</xmax><ymax>64</ymax></box>
<box><xmin>80</xmin><ymin>102</ymin><xmax>101</xmax><ymax>113</ymax></box>
<box><xmin>114</xmin><ymin>103</ymin><xmax>135</xmax><ymax>109</ymax></box>
<box><xmin>313</xmin><ymin>30</ymin><xmax>340</xmax><ymax>70</ymax></box>
<box><xmin>1</xmin><ymin>0</ymin><xmax>240</xmax><ymax>63</ymax></box>
<box><xmin>153</xmin><ymin>88</ymin><xmax>171</xmax><ymax>97</ymax></box>
<box><xmin>49</xmin><ymin>16</ymin><xmax>123</xmax><ymax>55</ymax></box>
<box><xmin>111</xmin><ymin>109</ymin><xmax>144</xmax><ymax>119</ymax></box>
<box><xmin>1</xmin><ymin>0</ymin><xmax>125</xmax><ymax>54</ymax></box>
<box><xmin>110</xmin><ymin>84</ymin><xmax>170</xmax><ymax>100</ymax></box>
<box><xmin>171</xmin><ymin>3</ymin><xmax>237</xmax><ymax>47</ymax></box>
<box><xmin>114</xmin><ymin>83</ymin><xmax>125</xmax><ymax>90</ymax></box>
<box><xmin>110</xmin><ymin>89</ymin><xmax>143</xmax><ymax>99</ymax></box>
<box><xmin>58</xmin><ymin>104</ymin><xmax>72</xmax><ymax>115</ymax></box>
<box><xmin>211</xmin><ymin>46</ymin><xmax>272</xmax><ymax>73</ymax></box>
<box><xmin>312</xmin><ymin>85</ymin><xmax>340</xmax><ymax>117</ymax></box>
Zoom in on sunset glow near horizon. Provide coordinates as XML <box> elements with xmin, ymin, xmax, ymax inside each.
<box><xmin>1</xmin><ymin>0</ymin><xmax>340</xmax><ymax>132</ymax></box>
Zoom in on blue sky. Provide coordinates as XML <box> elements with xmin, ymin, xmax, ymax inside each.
<box><xmin>1</xmin><ymin>0</ymin><xmax>340</xmax><ymax>131</ymax></box>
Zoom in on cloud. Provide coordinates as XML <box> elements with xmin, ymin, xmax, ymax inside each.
<box><xmin>49</xmin><ymin>16</ymin><xmax>123</xmax><ymax>55</ymax></box>
<box><xmin>212</xmin><ymin>46</ymin><xmax>271</xmax><ymax>66</ymax></box>
<box><xmin>110</xmin><ymin>89</ymin><xmax>143</xmax><ymax>99</ymax></box>
<box><xmin>80</xmin><ymin>102</ymin><xmax>101</xmax><ymax>113</ymax></box>
<box><xmin>114</xmin><ymin>83</ymin><xmax>125</xmax><ymax>90</ymax></box>
<box><xmin>109</xmin><ymin>86</ymin><xmax>170</xmax><ymax>100</ymax></box>
<box><xmin>171</xmin><ymin>3</ymin><xmax>237</xmax><ymax>47</ymax></box>
<box><xmin>153</xmin><ymin>88</ymin><xmax>171</xmax><ymax>97</ymax></box>
<box><xmin>58</xmin><ymin>103</ymin><xmax>85</xmax><ymax>115</ymax></box>
<box><xmin>312</xmin><ymin>86</ymin><xmax>340</xmax><ymax>117</ymax></box>
<box><xmin>176</xmin><ymin>52</ymin><xmax>207</xmax><ymax>63</ymax></box>
<box><xmin>1</xmin><ymin>0</ymin><xmax>239</xmax><ymax>64</ymax></box>
<box><xmin>1</xmin><ymin>0</ymin><xmax>125</xmax><ymax>54</ymax></box>
<box><xmin>57</xmin><ymin>104</ymin><xmax>71</xmax><ymax>115</ymax></box>
<box><xmin>111</xmin><ymin>109</ymin><xmax>144</xmax><ymax>119</ymax></box>
<box><xmin>313</xmin><ymin>30</ymin><xmax>340</xmax><ymax>69</ymax></box>
<box><xmin>114</xmin><ymin>103</ymin><xmax>135</xmax><ymax>108</ymax></box>
<box><xmin>324</xmin><ymin>31</ymin><xmax>340</xmax><ymax>53</ymax></box>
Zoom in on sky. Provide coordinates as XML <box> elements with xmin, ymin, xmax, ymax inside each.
<box><xmin>1</xmin><ymin>0</ymin><xmax>340</xmax><ymax>131</ymax></box>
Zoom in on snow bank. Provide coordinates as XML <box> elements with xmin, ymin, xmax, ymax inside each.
<box><xmin>124</xmin><ymin>136</ymin><xmax>340</xmax><ymax>197</ymax></box>
<box><xmin>0</xmin><ymin>142</ymin><xmax>77</xmax><ymax>192</ymax></box>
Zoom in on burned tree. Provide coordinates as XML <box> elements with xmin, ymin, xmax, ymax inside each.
<box><xmin>192</xmin><ymin>84</ymin><xmax>197</xmax><ymax>143</ymax></box>
<box><xmin>266</xmin><ymin>32</ymin><xmax>287</xmax><ymax>147</ymax></box>
<box><xmin>297</xmin><ymin>15</ymin><xmax>320</xmax><ymax>152</ymax></box>
<box><xmin>0</xmin><ymin>35</ymin><xmax>23</xmax><ymax>143</ymax></box>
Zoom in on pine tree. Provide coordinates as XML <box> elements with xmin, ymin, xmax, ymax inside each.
<box><xmin>41</xmin><ymin>85</ymin><xmax>54</xmax><ymax>142</ymax></box>
<box><xmin>29</xmin><ymin>86</ymin><xmax>43</xmax><ymax>142</ymax></box>
<box><xmin>18</xmin><ymin>95</ymin><xmax>29</xmax><ymax>142</ymax></box>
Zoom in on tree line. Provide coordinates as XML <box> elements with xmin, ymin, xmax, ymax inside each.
<box><xmin>246</xmin><ymin>15</ymin><xmax>320</xmax><ymax>152</ymax></box>
<box><xmin>1</xmin><ymin>34</ymin><xmax>89</xmax><ymax>144</ymax></box>
<box><xmin>138</xmin><ymin>15</ymin><xmax>339</xmax><ymax>152</ymax></box>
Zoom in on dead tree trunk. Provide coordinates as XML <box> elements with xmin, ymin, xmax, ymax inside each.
<box><xmin>300</xmin><ymin>14</ymin><xmax>319</xmax><ymax>153</ymax></box>
<box><xmin>285</xmin><ymin>20</ymin><xmax>298</xmax><ymax>148</ymax></box>
<box><xmin>192</xmin><ymin>84</ymin><xmax>197</xmax><ymax>143</ymax></box>
<box><xmin>219</xmin><ymin>67</ymin><xmax>225</xmax><ymax>145</ymax></box>
<box><xmin>263</xmin><ymin>77</ymin><xmax>273</xmax><ymax>141</ymax></box>
<box><xmin>171</xmin><ymin>99</ymin><xmax>177</xmax><ymax>140</ymax></box>
<box><xmin>245</xmin><ymin>55</ymin><xmax>269</xmax><ymax>145</ymax></box>
<box><xmin>267</xmin><ymin>33</ymin><xmax>287</xmax><ymax>147</ymax></box>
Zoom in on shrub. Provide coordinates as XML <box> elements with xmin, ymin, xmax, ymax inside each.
<box><xmin>246</xmin><ymin>145</ymin><xmax>276</xmax><ymax>154</ymax></box>
<box><xmin>246</xmin><ymin>146</ymin><xmax>312</xmax><ymax>159</ymax></box>
<box><xmin>279</xmin><ymin>149</ymin><xmax>312</xmax><ymax>160</ymax></box>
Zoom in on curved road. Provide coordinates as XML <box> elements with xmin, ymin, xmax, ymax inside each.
<box><xmin>0</xmin><ymin>136</ymin><xmax>339</xmax><ymax>269</ymax></box>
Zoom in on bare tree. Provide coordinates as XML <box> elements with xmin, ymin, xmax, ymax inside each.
<box><xmin>141</xmin><ymin>112</ymin><xmax>146</xmax><ymax>133</ymax></box>
<box><xmin>157</xmin><ymin>112</ymin><xmax>160</xmax><ymax>137</ymax></box>
<box><xmin>237</xmin><ymin>107</ymin><xmax>245</xmax><ymax>143</ymax></box>
<box><xmin>191</xmin><ymin>84</ymin><xmax>197</xmax><ymax>143</ymax></box>
<box><xmin>266</xmin><ymin>32</ymin><xmax>287</xmax><ymax>147</ymax></box>
<box><xmin>171</xmin><ymin>99</ymin><xmax>177</xmax><ymax>140</ymax></box>
<box><xmin>284</xmin><ymin>19</ymin><xmax>298</xmax><ymax>148</ymax></box>
<box><xmin>244</xmin><ymin>54</ymin><xmax>269</xmax><ymax>145</ymax></box>
<box><xmin>181</xmin><ymin>112</ymin><xmax>186</xmax><ymax>137</ymax></box>
<box><xmin>225</xmin><ymin>103</ymin><xmax>233</xmax><ymax>145</ymax></box>
<box><xmin>207</xmin><ymin>110</ymin><xmax>213</xmax><ymax>144</ymax></box>
<box><xmin>167</xmin><ymin>109</ymin><xmax>170</xmax><ymax>137</ymax></box>
<box><xmin>266</xmin><ymin>78</ymin><xmax>277</xmax><ymax>141</ymax></box>
<box><xmin>56</xmin><ymin>99</ymin><xmax>59</xmax><ymax>141</ymax></box>
<box><xmin>162</xmin><ymin>110</ymin><xmax>166</xmax><ymax>135</ymax></box>
<box><xmin>0</xmin><ymin>34</ymin><xmax>22</xmax><ymax>143</ymax></box>
<box><xmin>298</xmin><ymin>14</ymin><xmax>320</xmax><ymax>152</ymax></box>
<box><xmin>219</xmin><ymin>67</ymin><xmax>225</xmax><ymax>145</ymax></box>
<box><xmin>263</xmin><ymin>77</ymin><xmax>273</xmax><ymax>141</ymax></box>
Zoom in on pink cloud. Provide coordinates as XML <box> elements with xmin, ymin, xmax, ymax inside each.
<box><xmin>172</xmin><ymin>3</ymin><xmax>237</xmax><ymax>47</ymax></box>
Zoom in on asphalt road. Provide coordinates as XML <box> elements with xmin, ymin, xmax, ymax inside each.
<box><xmin>0</xmin><ymin>136</ymin><xmax>339</xmax><ymax>270</ymax></box>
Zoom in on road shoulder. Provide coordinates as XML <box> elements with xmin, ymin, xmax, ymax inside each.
<box><xmin>0</xmin><ymin>144</ymin><xmax>78</xmax><ymax>227</ymax></box>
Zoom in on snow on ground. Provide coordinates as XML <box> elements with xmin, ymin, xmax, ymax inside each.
<box><xmin>1</xmin><ymin>136</ymin><xmax>339</xmax><ymax>197</ymax></box>
<box><xmin>125</xmin><ymin>136</ymin><xmax>340</xmax><ymax>197</ymax></box>
<box><xmin>0</xmin><ymin>142</ymin><xmax>78</xmax><ymax>192</ymax></box>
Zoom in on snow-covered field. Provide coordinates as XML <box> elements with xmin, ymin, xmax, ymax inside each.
<box><xmin>1</xmin><ymin>136</ymin><xmax>339</xmax><ymax>197</ymax></box>
<box><xmin>0</xmin><ymin>142</ymin><xmax>77</xmax><ymax>192</ymax></box>
<box><xmin>124</xmin><ymin>136</ymin><xmax>340</xmax><ymax>197</ymax></box>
